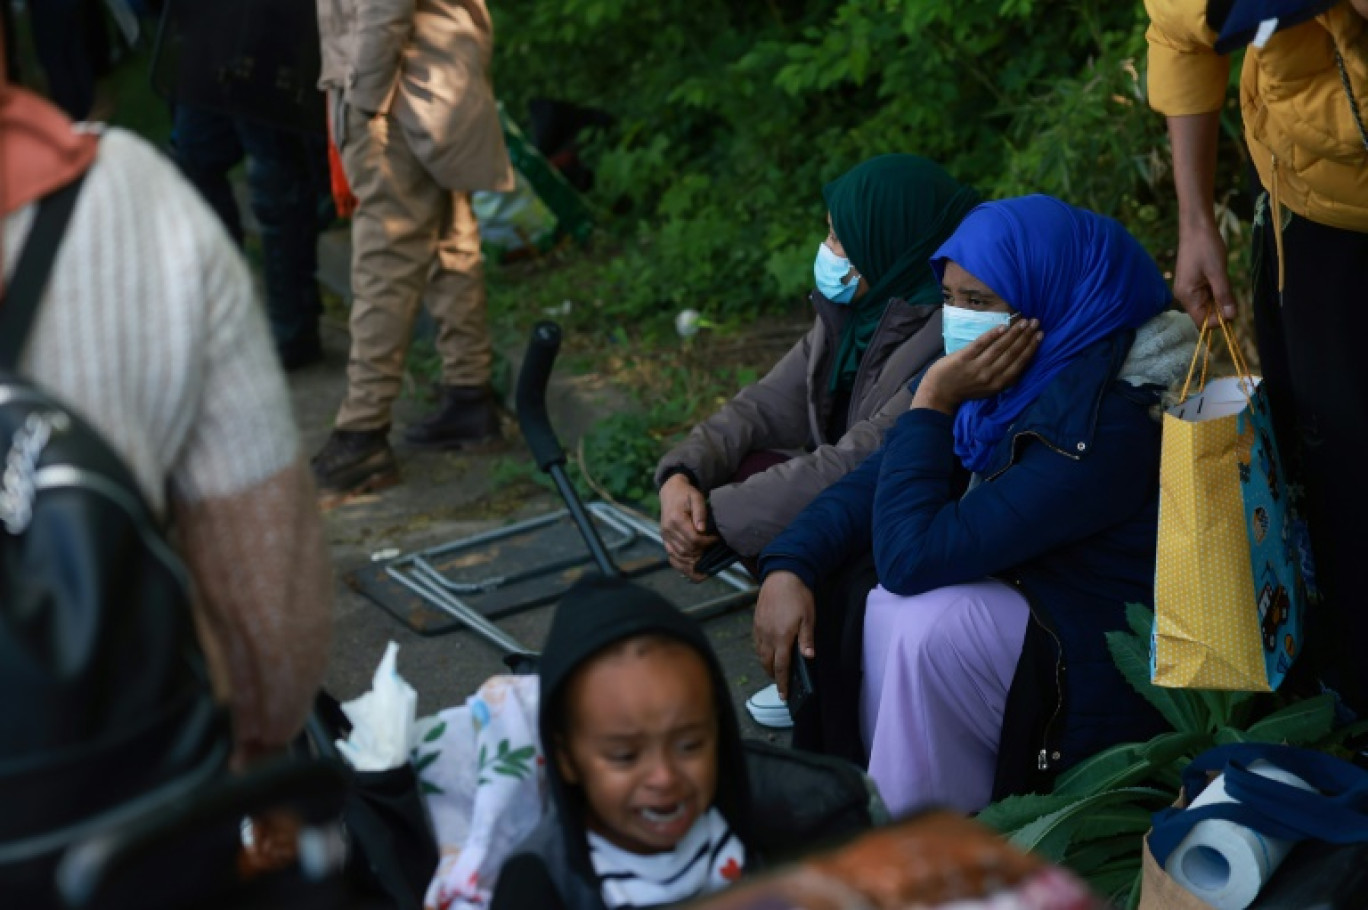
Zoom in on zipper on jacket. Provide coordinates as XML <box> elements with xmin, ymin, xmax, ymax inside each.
<box><xmin>811</xmin><ymin>292</ymin><xmax>845</xmax><ymax>443</ymax></box>
<box><xmin>1006</xmin><ymin>574</ymin><xmax>1066</xmax><ymax>774</ymax></box>
<box><xmin>1026</xmin><ymin>598</ymin><xmax>1066</xmax><ymax>774</ymax></box>
<box><xmin>984</xmin><ymin>430</ymin><xmax>1081</xmax><ymax>484</ymax></box>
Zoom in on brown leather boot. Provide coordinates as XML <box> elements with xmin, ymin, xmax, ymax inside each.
<box><xmin>311</xmin><ymin>428</ymin><xmax>399</xmax><ymax>498</ymax></box>
<box><xmin>403</xmin><ymin>386</ymin><xmax>502</xmax><ymax>450</ymax></box>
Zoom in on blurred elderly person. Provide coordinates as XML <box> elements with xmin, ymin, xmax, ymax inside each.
<box><xmin>3</xmin><ymin>80</ymin><xmax>333</xmax><ymax>768</ymax></box>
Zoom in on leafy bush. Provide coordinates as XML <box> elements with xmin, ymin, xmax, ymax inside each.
<box><xmin>490</xmin><ymin>0</ymin><xmax>1249</xmax><ymax>336</ymax></box>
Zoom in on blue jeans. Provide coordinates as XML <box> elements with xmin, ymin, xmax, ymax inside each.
<box><xmin>173</xmin><ymin>105</ymin><xmax>328</xmax><ymax>349</ymax></box>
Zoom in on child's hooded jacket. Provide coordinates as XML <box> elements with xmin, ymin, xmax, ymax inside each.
<box><xmin>491</xmin><ymin>576</ymin><xmax>757</xmax><ymax>910</ymax></box>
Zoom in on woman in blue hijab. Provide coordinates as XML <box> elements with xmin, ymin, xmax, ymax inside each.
<box><xmin>753</xmin><ymin>196</ymin><xmax>1197</xmax><ymax>814</ymax></box>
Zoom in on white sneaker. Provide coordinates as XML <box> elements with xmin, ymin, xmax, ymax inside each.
<box><xmin>745</xmin><ymin>683</ymin><xmax>794</xmax><ymax>729</ymax></box>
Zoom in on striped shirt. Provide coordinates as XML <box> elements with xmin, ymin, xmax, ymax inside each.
<box><xmin>588</xmin><ymin>808</ymin><xmax>745</xmax><ymax>909</ymax></box>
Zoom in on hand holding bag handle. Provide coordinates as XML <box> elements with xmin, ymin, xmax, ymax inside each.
<box><xmin>1176</xmin><ymin>310</ymin><xmax>1257</xmax><ymax>406</ymax></box>
<box><xmin>1149</xmin><ymin>743</ymin><xmax>1368</xmax><ymax>867</ymax></box>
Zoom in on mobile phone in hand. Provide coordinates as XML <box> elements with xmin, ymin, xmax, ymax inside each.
<box><xmin>694</xmin><ymin>542</ymin><xmax>739</xmax><ymax>577</ymax></box>
<box><xmin>787</xmin><ymin>642</ymin><xmax>815</xmax><ymax>722</ymax></box>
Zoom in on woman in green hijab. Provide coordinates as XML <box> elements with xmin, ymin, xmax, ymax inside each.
<box><xmin>655</xmin><ymin>155</ymin><xmax>979</xmax><ymax>671</ymax></box>
<box><xmin>820</xmin><ymin>154</ymin><xmax>980</xmax><ymax>394</ymax></box>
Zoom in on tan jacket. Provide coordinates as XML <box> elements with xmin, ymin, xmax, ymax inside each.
<box><xmin>654</xmin><ymin>296</ymin><xmax>942</xmax><ymax>558</ymax></box>
<box><xmin>316</xmin><ymin>0</ymin><xmax>513</xmax><ymax>192</ymax></box>
<box><xmin>1145</xmin><ymin>0</ymin><xmax>1368</xmax><ymax>231</ymax></box>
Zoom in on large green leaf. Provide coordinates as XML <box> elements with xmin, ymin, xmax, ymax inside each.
<box><xmin>1073</xmin><ymin>804</ymin><xmax>1162</xmax><ymax>843</ymax></box>
<box><xmin>1315</xmin><ymin>717</ymin><xmax>1368</xmax><ymax>751</ymax></box>
<box><xmin>976</xmin><ymin>791</ymin><xmax>1076</xmax><ymax>834</ymax></box>
<box><xmin>1105</xmin><ymin>627</ymin><xmax>1204</xmax><ymax>734</ymax></box>
<box><xmin>1064</xmin><ymin>833</ymin><xmax>1147</xmax><ymax>876</ymax></box>
<box><xmin>1085</xmin><ymin>863</ymin><xmax>1144</xmax><ymax>909</ymax></box>
<box><xmin>1244</xmin><ymin>693</ymin><xmax>1335</xmax><ymax>745</ymax></box>
<box><xmin>1141</xmin><ymin>730</ymin><xmax>1211</xmax><ymax>765</ymax></box>
<box><xmin>1215</xmin><ymin>725</ymin><xmax>1252</xmax><ymax>746</ymax></box>
<box><xmin>1124</xmin><ymin>603</ymin><xmax>1151</xmax><ymax>640</ymax></box>
<box><xmin>1007</xmin><ymin>787</ymin><xmax>1167</xmax><ymax>862</ymax></box>
<box><xmin>1197</xmin><ymin>689</ymin><xmax>1254</xmax><ymax>730</ymax></box>
<box><xmin>1152</xmin><ymin>763</ymin><xmax>1184</xmax><ymax>795</ymax></box>
<box><xmin>1052</xmin><ymin>742</ymin><xmax>1145</xmax><ymax>797</ymax></box>
<box><xmin>1053</xmin><ymin>731</ymin><xmax>1209</xmax><ymax>797</ymax></box>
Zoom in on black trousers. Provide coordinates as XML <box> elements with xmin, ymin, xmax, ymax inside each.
<box><xmin>1249</xmin><ymin>190</ymin><xmax>1368</xmax><ymax>712</ymax></box>
<box><xmin>791</xmin><ymin>553</ymin><xmax>879</xmax><ymax>766</ymax></box>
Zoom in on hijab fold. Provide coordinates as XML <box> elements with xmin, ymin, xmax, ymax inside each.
<box><xmin>930</xmin><ymin>195</ymin><xmax>1171</xmax><ymax>473</ymax></box>
<box><xmin>823</xmin><ymin>154</ymin><xmax>979</xmax><ymax>393</ymax></box>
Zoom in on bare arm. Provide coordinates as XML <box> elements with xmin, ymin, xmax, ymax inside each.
<box><xmin>172</xmin><ymin>198</ymin><xmax>334</xmax><ymax>767</ymax></box>
<box><xmin>178</xmin><ymin>462</ymin><xmax>333</xmax><ymax>768</ymax></box>
<box><xmin>1168</xmin><ymin>111</ymin><xmax>1236</xmax><ymax>328</ymax></box>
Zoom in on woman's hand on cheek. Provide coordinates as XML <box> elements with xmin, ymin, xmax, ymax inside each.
<box><xmin>913</xmin><ymin>319</ymin><xmax>1043</xmax><ymax>413</ymax></box>
<box><xmin>752</xmin><ymin>571</ymin><xmax>816</xmax><ymax>700</ymax></box>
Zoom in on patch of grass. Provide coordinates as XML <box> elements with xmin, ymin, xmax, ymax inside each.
<box><xmin>480</xmin><ymin>241</ymin><xmax>811</xmax><ymax>513</ymax></box>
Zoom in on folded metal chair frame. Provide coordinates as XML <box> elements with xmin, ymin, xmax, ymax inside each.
<box><xmin>377</xmin><ymin>322</ymin><xmax>756</xmax><ymax>661</ymax></box>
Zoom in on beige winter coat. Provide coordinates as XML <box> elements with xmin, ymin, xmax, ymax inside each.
<box><xmin>316</xmin><ymin>0</ymin><xmax>513</xmax><ymax>193</ymax></box>
<box><xmin>655</xmin><ymin>296</ymin><xmax>943</xmax><ymax>559</ymax></box>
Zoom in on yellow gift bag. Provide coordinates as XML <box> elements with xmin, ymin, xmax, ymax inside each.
<box><xmin>1152</xmin><ymin>318</ymin><xmax>1309</xmax><ymax>691</ymax></box>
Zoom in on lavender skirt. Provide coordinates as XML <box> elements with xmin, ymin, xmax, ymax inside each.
<box><xmin>860</xmin><ymin>580</ymin><xmax>1030</xmax><ymax>817</ymax></box>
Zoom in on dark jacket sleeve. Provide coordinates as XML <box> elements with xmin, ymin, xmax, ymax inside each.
<box><xmin>871</xmin><ymin>398</ymin><xmax>1159</xmax><ymax>595</ymax></box>
<box><xmin>708</xmin><ymin>381</ymin><xmax>915</xmax><ymax>558</ymax></box>
<box><xmin>654</xmin><ymin>331</ymin><xmax>816</xmax><ymax>494</ymax></box>
<box><xmin>491</xmin><ymin>853</ymin><xmax>569</xmax><ymax>910</ymax></box>
<box><xmin>756</xmin><ymin>444</ymin><xmax>885</xmax><ymax>589</ymax></box>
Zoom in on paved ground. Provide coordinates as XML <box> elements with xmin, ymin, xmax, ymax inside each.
<box><xmin>296</xmin><ymin>233</ymin><xmax>789</xmax><ymax>745</ymax></box>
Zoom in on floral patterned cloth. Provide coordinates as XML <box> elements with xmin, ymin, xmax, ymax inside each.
<box><xmin>418</xmin><ymin>675</ymin><xmax>545</xmax><ymax>910</ymax></box>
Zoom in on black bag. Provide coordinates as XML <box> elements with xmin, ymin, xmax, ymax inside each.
<box><xmin>743</xmin><ymin>739</ymin><xmax>885</xmax><ymax>863</ymax></box>
<box><xmin>309</xmin><ymin>692</ymin><xmax>440</xmax><ymax>910</ymax></box>
<box><xmin>0</xmin><ymin>177</ymin><xmax>230</xmax><ymax>896</ymax></box>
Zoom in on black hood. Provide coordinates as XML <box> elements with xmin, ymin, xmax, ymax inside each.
<box><xmin>537</xmin><ymin>575</ymin><xmax>754</xmax><ymax>877</ymax></box>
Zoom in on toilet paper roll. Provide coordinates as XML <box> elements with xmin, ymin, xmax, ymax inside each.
<box><xmin>1164</xmin><ymin>759</ymin><xmax>1316</xmax><ymax>910</ymax></box>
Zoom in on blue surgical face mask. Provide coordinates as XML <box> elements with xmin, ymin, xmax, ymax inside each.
<box><xmin>814</xmin><ymin>242</ymin><xmax>861</xmax><ymax>305</ymax></box>
<box><xmin>942</xmin><ymin>304</ymin><xmax>1016</xmax><ymax>354</ymax></box>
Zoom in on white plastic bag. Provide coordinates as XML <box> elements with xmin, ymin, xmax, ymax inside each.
<box><xmin>335</xmin><ymin>641</ymin><xmax>418</xmax><ymax>772</ymax></box>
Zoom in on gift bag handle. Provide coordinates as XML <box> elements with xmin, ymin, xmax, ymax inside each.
<box><xmin>1177</xmin><ymin>312</ymin><xmax>1257</xmax><ymax>405</ymax></box>
<box><xmin>1149</xmin><ymin>743</ymin><xmax>1368</xmax><ymax>866</ymax></box>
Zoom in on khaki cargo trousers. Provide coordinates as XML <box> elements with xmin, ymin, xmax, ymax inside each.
<box><xmin>335</xmin><ymin>105</ymin><xmax>492</xmax><ymax>431</ymax></box>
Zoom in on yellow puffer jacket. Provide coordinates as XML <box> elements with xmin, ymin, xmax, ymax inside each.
<box><xmin>1145</xmin><ymin>0</ymin><xmax>1368</xmax><ymax>232</ymax></box>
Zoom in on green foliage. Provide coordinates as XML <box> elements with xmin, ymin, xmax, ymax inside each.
<box><xmin>981</xmin><ymin>605</ymin><xmax>1358</xmax><ymax>906</ymax></box>
<box><xmin>490</xmin><ymin>0</ymin><xmax>1250</xmax><ymax>333</ymax></box>
<box><xmin>577</xmin><ymin>412</ymin><xmax>666</xmax><ymax>510</ymax></box>
<box><xmin>563</xmin><ymin>355</ymin><xmax>769</xmax><ymax>512</ymax></box>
